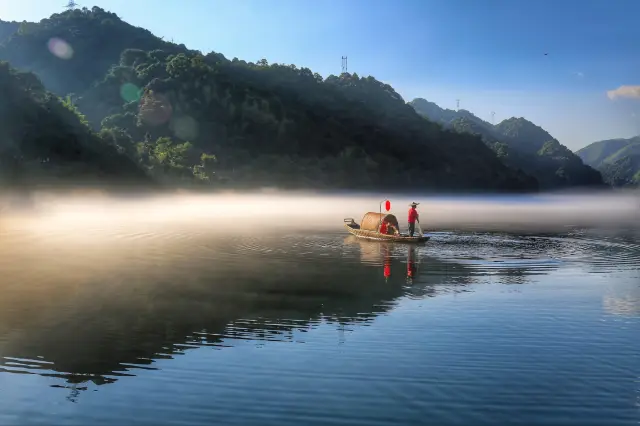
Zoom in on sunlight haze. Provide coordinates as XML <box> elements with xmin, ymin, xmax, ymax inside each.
<box><xmin>2</xmin><ymin>2</ymin><xmax>640</xmax><ymax>422</ymax></box>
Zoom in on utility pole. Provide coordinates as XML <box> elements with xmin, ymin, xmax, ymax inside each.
<box><xmin>341</xmin><ymin>56</ymin><xmax>348</xmax><ymax>74</ymax></box>
<box><xmin>64</xmin><ymin>0</ymin><xmax>79</xmax><ymax>10</ymax></box>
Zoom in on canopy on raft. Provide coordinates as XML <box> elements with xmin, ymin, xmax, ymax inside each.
<box><xmin>360</xmin><ymin>212</ymin><xmax>400</xmax><ymax>232</ymax></box>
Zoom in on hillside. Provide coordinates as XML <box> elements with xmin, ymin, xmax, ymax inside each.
<box><xmin>407</xmin><ymin>98</ymin><xmax>460</xmax><ymax>124</ymax></box>
<box><xmin>0</xmin><ymin>60</ymin><xmax>152</xmax><ymax>191</ymax></box>
<box><xmin>0</xmin><ymin>20</ymin><xmax>19</xmax><ymax>42</ymax></box>
<box><xmin>0</xmin><ymin>7</ymin><xmax>537</xmax><ymax>192</ymax></box>
<box><xmin>0</xmin><ymin>8</ymin><xmax>190</xmax><ymax>96</ymax></box>
<box><xmin>410</xmin><ymin>98</ymin><xmax>604</xmax><ymax>189</ymax></box>
<box><xmin>577</xmin><ymin>137</ymin><xmax>640</xmax><ymax>186</ymax></box>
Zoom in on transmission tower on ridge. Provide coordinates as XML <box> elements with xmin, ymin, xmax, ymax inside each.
<box><xmin>456</xmin><ymin>99</ymin><xmax>460</xmax><ymax>111</ymax></box>
<box><xmin>341</xmin><ymin>56</ymin><xmax>348</xmax><ymax>74</ymax></box>
<box><xmin>491</xmin><ymin>111</ymin><xmax>496</xmax><ymax>125</ymax></box>
<box><xmin>64</xmin><ymin>0</ymin><xmax>79</xmax><ymax>10</ymax></box>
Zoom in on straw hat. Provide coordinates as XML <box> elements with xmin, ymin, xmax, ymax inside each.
<box><xmin>409</xmin><ymin>202</ymin><xmax>420</xmax><ymax>207</ymax></box>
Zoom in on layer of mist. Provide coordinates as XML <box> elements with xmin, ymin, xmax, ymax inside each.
<box><xmin>1</xmin><ymin>189</ymin><xmax>638</xmax><ymax>237</ymax></box>
<box><xmin>0</xmin><ymin>187</ymin><xmax>638</xmax><ymax>401</ymax></box>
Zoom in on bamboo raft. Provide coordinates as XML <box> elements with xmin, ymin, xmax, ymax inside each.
<box><xmin>343</xmin><ymin>212</ymin><xmax>430</xmax><ymax>243</ymax></box>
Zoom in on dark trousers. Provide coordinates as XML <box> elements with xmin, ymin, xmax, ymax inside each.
<box><xmin>408</xmin><ymin>222</ymin><xmax>415</xmax><ymax>237</ymax></box>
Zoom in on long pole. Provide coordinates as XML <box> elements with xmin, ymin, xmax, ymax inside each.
<box><xmin>378</xmin><ymin>199</ymin><xmax>386</xmax><ymax>230</ymax></box>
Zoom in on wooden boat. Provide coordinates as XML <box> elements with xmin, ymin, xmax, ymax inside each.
<box><xmin>344</xmin><ymin>212</ymin><xmax>430</xmax><ymax>243</ymax></box>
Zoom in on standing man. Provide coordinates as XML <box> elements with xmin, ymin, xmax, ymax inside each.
<box><xmin>408</xmin><ymin>202</ymin><xmax>420</xmax><ymax>237</ymax></box>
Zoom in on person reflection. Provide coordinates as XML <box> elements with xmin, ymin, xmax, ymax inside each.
<box><xmin>406</xmin><ymin>245</ymin><xmax>417</xmax><ymax>282</ymax></box>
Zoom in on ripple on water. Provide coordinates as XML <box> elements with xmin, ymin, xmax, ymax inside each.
<box><xmin>0</xmin><ymin>222</ymin><xmax>639</xmax><ymax>425</ymax></box>
<box><xmin>536</xmin><ymin>233</ymin><xmax>640</xmax><ymax>273</ymax></box>
<box><xmin>1</xmin><ymin>223</ymin><xmax>639</xmax><ymax>274</ymax></box>
<box><xmin>424</xmin><ymin>230</ymin><xmax>640</xmax><ymax>275</ymax></box>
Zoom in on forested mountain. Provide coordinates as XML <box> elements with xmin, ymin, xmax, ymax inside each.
<box><xmin>410</xmin><ymin>98</ymin><xmax>604</xmax><ymax>189</ymax></box>
<box><xmin>0</xmin><ymin>61</ymin><xmax>151</xmax><ymax>190</ymax></box>
<box><xmin>577</xmin><ymin>137</ymin><xmax>640</xmax><ymax>187</ymax></box>
<box><xmin>0</xmin><ymin>10</ymin><xmax>190</xmax><ymax>96</ymax></box>
<box><xmin>0</xmin><ymin>6</ymin><xmax>540</xmax><ymax>192</ymax></box>
<box><xmin>0</xmin><ymin>20</ymin><xmax>19</xmax><ymax>42</ymax></box>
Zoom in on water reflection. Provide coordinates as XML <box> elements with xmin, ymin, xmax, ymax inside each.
<box><xmin>603</xmin><ymin>281</ymin><xmax>640</xmax><ymax>317</ymax></box>
<box><xmin>343</xmin><ymin>236</ymin><xmax>420</xmax><ymax>281</ymax></box>
<box><xmin>344</xmin><ymin>234</ymin><xmax>562</xmax><ymax>293</ymax></box>
<box><xmin>407</xmin><ymin>245</ymin><xmax>418</xmax><ymax>281</ymax></box>
<box><xmin>0</xmin><ymin>222</ymin><xmax>637</xmax><ymax>405</ymax></box>
<box><xmin>0</xmin><ymin>230</ymin><xmax>450</xmax><ymax>394</ymax></box>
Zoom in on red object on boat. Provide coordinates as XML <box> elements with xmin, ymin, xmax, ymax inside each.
<box><xmin>385</xmin><ymin>200</ymin><xmax>391</xmax><ymax>211</ymax></box>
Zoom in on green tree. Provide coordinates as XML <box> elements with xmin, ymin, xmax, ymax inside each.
<box><xmin>61</xmin><ymin>95</ymin><xmax>90</xmax><ymax>129</ymax></box>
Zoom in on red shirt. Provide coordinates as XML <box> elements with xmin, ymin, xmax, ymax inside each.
<box><xmin>379</xmin><ymin>222</ymin><xmax>388</xmax><ymax>234</ymax></box>
<box><xmin>408</xmin><ymin>208</ymin><xmax>419</xmax><ymax>223</ymax></box>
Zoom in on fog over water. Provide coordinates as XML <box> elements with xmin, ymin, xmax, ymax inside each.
<box><xmin>2</xmin><ymin>189</ymin><xmax>639</xmax><ymax>236</ymax></box>
<box><xmin>0</xmin><ymin>188</ymin><xmax>638</xmax><ymax>426</ymax></box>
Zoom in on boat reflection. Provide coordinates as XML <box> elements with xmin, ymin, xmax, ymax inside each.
<box><xmin>343</xmin><ymin>234</ymin><xmax>562</xmax><ymax>290</ymax></box>
<box><xmin>0</xmin><ymin>229</ymin><xmax>563</xmax><ymax>399</ymax></box>
<box><xmin>343</xmin><ymin>236</ymin><xmax>420</xmax><ymax>281</ymax></box>
<box><xmin>344</xmin><ymin>236</ymin><xmax>478</xmax><ymax>295</ymax></box>
<box><xmin>0</xmin><ymin>234</ymin><xmax>450</xmax><ymax>396</ymax></box>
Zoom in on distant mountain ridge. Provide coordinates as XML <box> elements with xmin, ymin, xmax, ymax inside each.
<box><xmin>577</xmin><ymin>137</ymin><xmax>640</xmax><ymax>187</ymax></box>
<box><xmin>0</xmin><ymin>7</ymin><xmax>538</xmax><ymax>192</ymax></box>
<box><xmin>409</xmin><ymin>98</ymin><xmax>604</xmax><ymax>189</ymax></box>
<box><xmin>0</xmin><ymin>7</ymin><xmax>616</xmax><ymax>191</ymax></box>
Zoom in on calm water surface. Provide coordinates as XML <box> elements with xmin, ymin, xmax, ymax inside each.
<box><xmin>0</xmin><ymin>194</ymin><xmax>639</xmax><ymax>425</ymax></box>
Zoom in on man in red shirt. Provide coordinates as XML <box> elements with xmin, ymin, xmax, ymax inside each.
<box><xmin>408</xmin><ymin>202</ymin><xmax>420</xmax><ymax>237</ymax></box>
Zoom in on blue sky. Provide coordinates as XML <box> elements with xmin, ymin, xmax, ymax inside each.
<box><xmin>2</xmin><ymin>0</ymin><xmax>640</xmax><ymax>150</ymax></box>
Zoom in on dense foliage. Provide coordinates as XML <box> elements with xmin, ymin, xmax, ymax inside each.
<box><xmin>0</xmin><ymin>7</ymin><xmax>543</xmax><ymax>191</ymax></box>
<box><xmin>73</xmin><ymin>48</ymin><xmax>539</xmax><ymax>190</ymax></box>
<box><xmin>0</xmin><ymin>7</ymin><xmax>540</xmax><ymax>192</ymax></box>
<box><xmin>0</xmin><ymin>8</ymin><xmax>189</xmax><ymax>95</ymax></box>
<box><xmin>0</xmin><ymin>61</ymin><xmax>151</xmax><ymax>190</ymax></box>
<box><xmin>410</xmin><ymin>99</ymin><xmax>605</xmax><ymax>189</ymax></box>
<box><xmin>577</xmin><ymin>137</ymin><xmax>640</xmax><ymax>187</ymax></box>
<box><xmin>0</xmin><ymin>20</ymin><xmax>19</xmax><ymax>42</ymax></box>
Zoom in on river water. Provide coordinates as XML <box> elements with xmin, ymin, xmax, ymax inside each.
<box><xmin>0</xmin><ymin>191</ymin><xmax>639</xmax><ymax>425</ymax></box>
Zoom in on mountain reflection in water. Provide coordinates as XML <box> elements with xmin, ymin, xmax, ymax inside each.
<box><xmin>0</xmin><ymin>227</ymin><xmax>571</xmax><ymax>388</ymax></box>
<box><xmin>0</xmin><ymin>192</ymin><xmax>638</xmax><ymax>425</ymax></box>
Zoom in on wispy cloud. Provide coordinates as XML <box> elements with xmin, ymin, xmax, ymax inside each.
<box><xmin>607</xmin><ymin>85</ymin><xmax>640</xmax><ymax>100</ymax></box>
<box><xmin>573</xmin><ymin>71</ymin><xmax>584</xmax><ymax>78</ymax></box>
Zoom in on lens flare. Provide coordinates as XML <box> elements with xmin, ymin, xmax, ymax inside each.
<box><xmin>120</xmin><ymin>83</ymin><xmax>142</xmax><ymax>103</ymax></box>
<box><xmin>139</xmin><ymin>91</ymin><xmax>172</xmax><ymax>126</ymax></box>
<box><xmin>172</xmin><ymin>115</ymin><xmax>199</xmax><ymax>140</ymax></box>
<box><xmin>47</xmin><ymin>38</ymin><xmax>74</xmax><ymax>60</ymax></box>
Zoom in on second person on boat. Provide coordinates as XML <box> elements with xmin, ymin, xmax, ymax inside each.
<box><xmin>379</xmin><ymin>219</ymin><xmax>399</xmax><ymax>235</ymax></box>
